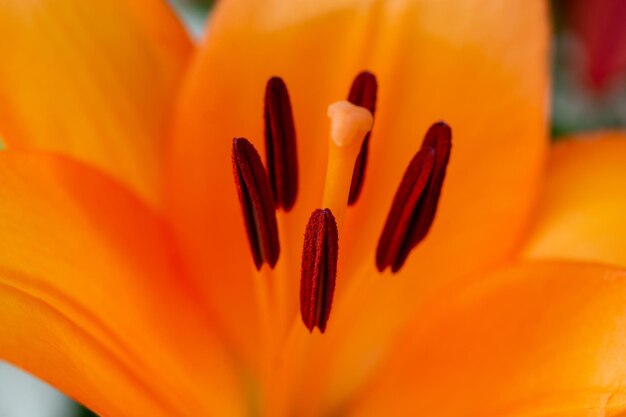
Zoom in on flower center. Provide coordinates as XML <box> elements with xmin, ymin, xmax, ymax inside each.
<box><xmin>230</xmin><ymin>73</ymin><xmax>452</xmax><ymax>333</ymax></box>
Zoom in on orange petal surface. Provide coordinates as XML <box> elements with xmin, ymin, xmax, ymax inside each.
<box><xmin>0</xmin><ymin>0</ymin><xmax>192</xmax><ymax>206</ymax></box>
<box><xmin>170</xmin><ymin>0</ymin><xmax>550</xmax><ymax>372</ymax></box>
<box><xmin>524</xmin><ymin>132</ymin><xmax>626</xmax><ymax>268</ymax></box>
<box><xmin>0</xmin><ymin>152</ymin><xmax>244</xmax><ymax>416</ymax></box>
<box><xmin>347</xmin><ymin>261</ymin><xmax>626</xmax><ymax>417</ymax></box>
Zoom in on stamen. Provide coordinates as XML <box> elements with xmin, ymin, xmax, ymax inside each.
<box><xmin>376</xmin><ymin>148</ymin><xmax>435</xmax><ymax>272</ymax></box>
<box><xmin>323</xmin><ymin>100</ymin><xmax>373</xmax><ymax>229</ymax></box>
<box><xmin>264</xmin><ymin>77</ymin><xmax>299</xmax><ymax>211</ymax></box>
<box><xmin>232</xmin><ymin>138</ymin><xmax>280</xmax><ymax>270</ymax></box>
<box><xmin>347</xmin><ymin>71</ymin><xmax>378</xmax><ymax>205</ymax></box>
<box><xmin>300</xmin><ymin>208</ymin><xmax>339</xmax><ymax>333</ymax></box>
<box><xmin>376</xmin><ymin>122</ymin><xmax>452</xmax><ymax>272</ymax></box>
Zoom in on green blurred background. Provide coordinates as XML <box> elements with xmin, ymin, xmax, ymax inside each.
<box><xmin>1</xmin><ymin>0</ymin><xmax>625</xmax><ymax>416</ymax></box>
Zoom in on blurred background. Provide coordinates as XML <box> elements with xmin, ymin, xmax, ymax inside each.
<box><xmin>0</xmin><ymin>0</ymin><xmax>624</xmax><ymax>415</ymax></box>
<box><xmin>551</xmin><ymin>0</ymin><xmax>626</xmax><ymax>136</ymax></box>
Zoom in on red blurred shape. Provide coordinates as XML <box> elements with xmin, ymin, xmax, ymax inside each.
<box><xmin>568</xmin><ymin>0</ymin><xmax>626</xmax><ymax>90</ymax></box>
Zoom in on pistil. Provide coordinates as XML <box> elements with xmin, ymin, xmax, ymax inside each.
<box><xmin>323</xmin><ymin>100</ymin><xmax>373</xmax><ymax>229</ymax></box>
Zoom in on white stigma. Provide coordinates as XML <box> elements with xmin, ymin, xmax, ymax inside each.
<box><xmin>327</xmin><ymin>100</ymin><xmax>374</xmax><ymax>148</ymax></box>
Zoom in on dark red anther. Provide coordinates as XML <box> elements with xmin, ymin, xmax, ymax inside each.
<box><xmin>264</xmin><ymin>77</ymin><xmax>298</xmax><ymax>211</ymax></box>
<box><xmin>232</xmin><ymin>138</ymin><xmax>280</xmax><ymax>270</ymax></box>
<box><xmin>347</xmin><ymin>71</ymin><xmax>377</xmax><ymax>205</ymax></box>
<box><xmin>376</xmin><ymin>148</ymin><xmax>435</xmax><ymax>272</ymax></box>
<box><xmin>376</xmin><ymin>122</ymin><xmax>452</xmax><ymax>273</ymax></box>
<box><xmin>300</xmin><ymin>208</ymin><xmax>339</xmax><ymax>333</ymax></box>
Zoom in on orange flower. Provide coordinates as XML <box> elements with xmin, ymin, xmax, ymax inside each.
<box><xmin>0</xmin><ymin>1</ymin><xmax>625</xmax><ymax>416</ymax></box>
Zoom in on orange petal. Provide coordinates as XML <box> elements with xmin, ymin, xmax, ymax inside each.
<box><xmin>342</xmin><ymin>0</ymin><xmax>550</xmax><ymax>291</ymax></box>
<box><xmin>0</xmin><ymin>0</ymin><xmax>192</xmax><ymax>206</ymax></box>
<box><xmin>0</xmin><ymin>152</ymin><xmax>244</xmax><ymax>416</ymax></box>
<box><xmin>170</xmin><ymin>0</ymin><xmax>550</xmax><ymax>366</ymax></box>
<box><xmin>346</xmin><ymin>261</ymin><xmax>626</xmax><ymax>417</ymax></box>
<box><xmin>523</xmin><ymin>131</ymin><xmax>626</xmax><ymax>268</ymax></box>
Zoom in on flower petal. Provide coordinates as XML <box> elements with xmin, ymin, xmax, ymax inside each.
<box><xmin>0</xmin><ymin>152</ymin><xmax>244</xmax><ymax>416</ymax></box>
<box><xmin>341</xmin><ymin>0</ymin><xmax>550</xmax><ymax>290</ymax></box>
<box><xmin>524</xmin><ymin>131</ymin><xmax>626</xmax><ymax>268</ymax></box>
<box><xmin>0</xmin><ymin>0</ymin><xmax>192</xmax><ymax>206</ymax></box>
<box><xmin>282</xmin><ymin>3</ymin><xmax>551</xmax><ymax>409</ymax></box>
<box><xmin>346</xmin><ymin>261</ymin><xmax>626</xmax><ymax>417</ymax></box>
<box><xmin>170</xmin><ymin>0</ymin><xmax>549</xmax><ymax>347</ymax></box>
